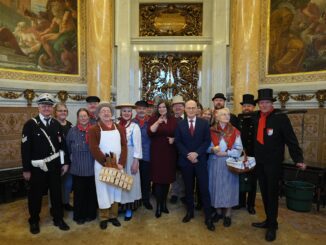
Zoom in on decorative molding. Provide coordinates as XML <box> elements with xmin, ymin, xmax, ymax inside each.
<box><xmin>0</xmin><ymin>91</ymin><xmax>22</xmax><ymax>100</ymax></box>
<box><xmin>315</xmin><ymin>90</ymin><xmax>326</xmax><ymax>108</ymax></box>
<box><xmin>139</xmin><ymin>3</ymin><xmax>203</xmax><ymax>36</ymax></box>
<box><xmin>23</xmin><ymin>89</ymin><xmax>36</xmax><ymax>106</ymax></box>
<box><xmin>290</xmin><ymin>94</ymin><xmax>315</xmax><ymax>102</ymax></box>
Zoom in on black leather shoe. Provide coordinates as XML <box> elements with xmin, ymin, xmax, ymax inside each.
<box><xmin>108</xmin><ymin>218</ymin><xmax>121</xmax><ymax>227</ymax></box>
<box><xmin>29</xmin><ymin>223</ymin><xmax>40</xmax><ymax>234</ymax></box>
<box><xmin>85</xmin><ymin>217</ymin><xmax>96</xmax><ymax>222</ymax></box>
<box><xmin>99</xmin><ymin>220</ymin><xmax>107</xmax><ymax>230</ymax></box>
<box><xmin>247</xmin><ymin>207</ymin><xmax>256</xmax><ymax>215</ymax></box>
<box><xmin>64</xmin><ymin>204</ymin><xmax>74</xmax><ymax>211</ymax></box>
<box><xmin>155</xmin><ymin>203</ymin><xmax>162</xmax><ymax>218</ymax></box>
<box><xmin>76</xmin><ymin>219</ymin><xmax>85</xmax><ymax>225</ymax></box>
<box><xmin>182</xmin><ymin>213</ymin><xmax>194</xmax><ymax>223</ymax></box>
<box><xmin>252</xmin><ymin>220</ymin><xmax>268</xmax><ymax>229</ymax></box>
<box><xmin>53</xmin><ymin>220</ymin><xmax>70</xmax><ymax>231</ymax></box>
<box><xmin>170</xmin><ymin>195</ymin><xmax>178</xmax><ymax>204</ymax></box>
<box><xmin>161</xmin><ymin>202</ymin><xmax>169</xmax><ymax>214</ymax></box>
<box><xmin>265</xmin><ymin>229</ymin><xmax>276</xmax><ymax>242</ymax></box>
<box><xmin>212</xmin><ymin>213</ymin><xmax>223</xmax><ymax>223</ymax></box>
<box><xmin>205</xmin><ymin>219</ymin><xmax>215</xmax><ymax>231</ymax></box>
<box><xmin>223</xmin><ymin>217</ymin><xmax>232</xmax><ymax>227</ymax></box>
<box><xmin>143</xmin><ymin>201</ymin><xmax>153</xmax><ymax>210</ymax></box>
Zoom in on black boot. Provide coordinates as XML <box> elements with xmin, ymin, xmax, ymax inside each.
<box><xmin>155</xmin><ymin>202</ymin><xmax>162</xmax><ymax>218</ymax></box>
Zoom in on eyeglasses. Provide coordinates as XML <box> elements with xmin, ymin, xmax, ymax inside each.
<box><xmin>57</xmin><ymin>110</ymin><xmax>68</xmax><ymax>112</ymax></box>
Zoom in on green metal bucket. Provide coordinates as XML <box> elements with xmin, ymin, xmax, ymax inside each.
<box><xmin>285</xmin><ymin>181</ymin><xmax>315</xmax><ymax>212</ymax></box>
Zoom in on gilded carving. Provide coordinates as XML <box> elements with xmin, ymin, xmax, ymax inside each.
<box><xmin>290</xmin><ymin>94</ymin><xmax>315</xmax><ymax>101</ymax></box>
<box><xmin>0</xmin><ymin>91</ymin><xmax>22</xmax><ymax>99</ymax></box>
<box><xmin>56</xmin><ymin>90</ymin><xmax>69</xmax><ymax>103</ymax></box>
<box><xmin>23</xmin><ymin>89</ymin><xmax>36</xmax><ymax>106</ymax></box>
<box><xmin>315</xmin><ymin>89</ymin><xmax>326</xmax><ymax>108</ymax></box>
<box><xmin>139</xmin><ymin>4</ymin><xmax>202</xmax><ymax>36</ymax></box>
<box><xmin>68</xmin><ymin>94</ymin><xmax>86</xmax><ymax>101</ymax></box>
<box><xmin>140</xmin><ymin>53</ymin><xmax>201</xmax><ymax>102</ymax></box>
<box><xmin>277</xmin><ymin>91</ymin><xmax>289</xmax><ymax>109</ymax></box>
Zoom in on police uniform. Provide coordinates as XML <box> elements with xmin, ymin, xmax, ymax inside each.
<box><xmin>237</xmin><ymin>94</ymin><xmax>257</xmax><ymax>213</ymax></box>
<box><xmin>21</xmin><ymin>93</ymin><xmax>70</xmax><ymax>234</ymax></box>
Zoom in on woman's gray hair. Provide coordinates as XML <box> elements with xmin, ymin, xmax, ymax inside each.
<box><xmin>95</xmin><ymin>102</ymin><xmax>115</xmax><ymax>118</ymax></box>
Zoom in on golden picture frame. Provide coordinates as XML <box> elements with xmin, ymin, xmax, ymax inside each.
<box><xmin>0</xmin><ymin>0</ymin><xmax>86</xmax><ymax>84</ymax></box>
<box><xmin>259</xmin><ymin>0</ymin><xmax>326</xmax><ymax>84</ymax></box>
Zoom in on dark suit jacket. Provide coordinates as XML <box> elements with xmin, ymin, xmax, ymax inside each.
<box><xmin>175</xmin><ymin>117</ymin><xmax>211</xmax><ymax>168</ymax></box>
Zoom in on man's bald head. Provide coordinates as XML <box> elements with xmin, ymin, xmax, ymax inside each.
<box><xmin>185</xmin><ymin>100</ymin><xmax>197</xmax><ymax>119</ymax></box>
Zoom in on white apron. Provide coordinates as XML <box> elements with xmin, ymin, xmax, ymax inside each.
<box><xmin>94</xmin><ymin>125</ymin><xmax>122</xmax><ymax>209</ymax></box>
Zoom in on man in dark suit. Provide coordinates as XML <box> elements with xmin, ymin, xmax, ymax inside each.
<box><xmin>236</xmin><ymin>94</ymin><xmax>257</xmax><ymax>214</ymax></box>
<box><xmin>212</xmin><ymin>93</ymin><xmax>239</xmax><ymax>128</ymax></box>
<box><xmin>21</xmin><ymin>93</ymin><xmax>70</xmax><ymax>234</ymax></box>
<box><xmin>175</xmin><ymin>100</ymin><xmax>215</xmax><ymax>231</ymax></box>
<box><xmin>251</xmin><ymin>88</ymin><xmax>306</xmax><ymax>242</ymax></box>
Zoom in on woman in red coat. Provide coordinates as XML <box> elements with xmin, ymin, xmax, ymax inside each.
<box><xmin>148</xmin><ymin>100</ymin><xmax>178</xmax><ymax>218</ymax></box>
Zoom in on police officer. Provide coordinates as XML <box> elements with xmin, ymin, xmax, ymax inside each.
<box><xmin>251</xmin><ymin>89</ymin><xmax>306</xmax><ymax>242</ymax></box>
<box><xmin>236</xmin><ymin>94</ymin><xmax>257</xmax><ymax>214</ymax></box>
<box><xmin>86</xmin><ymin>96</ymin><xmax>100</xmax><ymax>124</ymax></box>
<box><xmin>21</xmin><ymin>93</ymin><xmax>70</xmax><ymax>234</ymax></box>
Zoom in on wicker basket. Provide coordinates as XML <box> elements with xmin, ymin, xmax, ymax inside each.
<box><xmin>226</xmin><ymin>154</ymin><xmax>256</xmax><ymax>174</ymax></box>
<box><xmin>99</xmin><ymin>167</ymin><xmax>133</xmax><ymax>191</ymax></box>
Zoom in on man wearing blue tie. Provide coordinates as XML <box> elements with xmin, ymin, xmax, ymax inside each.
<box><xmin>175</xmin><ymin>100</ymin><xmax>215</xmax><ymax>231</ymax></box>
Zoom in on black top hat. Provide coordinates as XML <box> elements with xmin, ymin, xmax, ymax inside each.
<box><xmin>86</xmin><ymin>96</ymin><xmax>100</xmax><ymax>103</ymax></box>
<box><xmin>240</xmin><ymin>94</ymin><xmax>256</xmax><ymax>105</ymax></box>
<box><xmin>135</xmin><ymin>100</ymin><xmax>148</xmax><ymax>107</ymax></box>
<box><xmin>212</xmin><ymin>93</ymin><xmax>227</xmax><ymax>101</ymax></box>
<box><xmin>255</xmin><ymin>88</ymin><xmax>276</xmax><ymax>103</ymax></box>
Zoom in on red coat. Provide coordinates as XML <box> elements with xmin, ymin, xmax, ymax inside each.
<box><xmin>147</xmin><ymin>116</ymin><xmax>178</xmax><ymax>184</ymax></box>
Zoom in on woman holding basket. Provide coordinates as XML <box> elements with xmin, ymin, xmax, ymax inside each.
<box><xmin>89</xmin><ymin>102</ymin><xmax>127</xmax><ymax>230</ymax></box>
<box><xmin>207</xmin><ymin>108</ymin><xmax>243</xmax><ymax>227</ymax></box>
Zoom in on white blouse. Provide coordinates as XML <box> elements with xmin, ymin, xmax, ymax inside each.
<box><xmin>125</xmin><ymin>122</ymin><xmax>143</xmax><ymax>159</ymax></box>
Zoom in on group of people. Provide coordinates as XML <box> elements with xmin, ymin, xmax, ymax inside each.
<box><xmin>21</xmin><ymin>88</ymin><xmax>306</xmax><ymax>242</ymax></box>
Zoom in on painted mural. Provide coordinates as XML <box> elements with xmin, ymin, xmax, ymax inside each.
<box><xmin>0</xmin><ymin>0</ymin><xmax>78</xmax><ymax>74</ymax></box>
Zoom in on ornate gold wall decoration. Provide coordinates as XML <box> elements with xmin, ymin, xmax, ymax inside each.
<box><xmin>68</xmin><ymin>94</ymin><xmax>86</xmax><ymax>101</ymax></box>
<box><xmin>139</xmin><ymin>3</ymin><xmax>202</xmax><ymax>36</ymax></box>
<box><xmin>56</xmin><ymin>91</ymin><xmax>69</xmax><ymax>103</ymax></box>
<box><xmin>0</xmin><ymin>91</ymin><xmax>22</xmax><ymax>99</ymax></box>
<box><xmin>315</xmin><ymin>90</ymin><xmax>326</xmax><ymax>108</ymax></box>
<box><xmin>140</xmin><ymin>53</ymin><xmax>201</xmax><ymax>102</ymax></box>
<box><xmin>23</xmin><ymin>89</ymin><xmax>36</xmax><ymax>106</ymax></box>
<box><xmin>277</xmin><ymin>91</ymin><xmax>289</xmax><ymax>109</ymax></box>
<box><xmin>290</xmin><ymin>94</ymin><xmax>315</xmax><ymax>101</ymax></box>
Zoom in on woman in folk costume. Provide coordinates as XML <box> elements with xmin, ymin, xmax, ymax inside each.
<box><xmin>116</xmin><ymin>103</ymin><xmax>142</xmax><ymax>221</ymax></box>
<box><xmin>207</xmin><ymin>108</ymin><xmax>243</xmax><ymax>227</ymax></box>
<box><xmin>88</xmin><ymin>102</ymin><xmax>127</xmax><ymax>230</ymax></box>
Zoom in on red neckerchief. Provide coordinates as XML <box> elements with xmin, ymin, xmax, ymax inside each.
<box><xmin>135</xmin><ymin>115</ymin><xmax>149</xmax><ymax>127</ymax></box>
<box><xmin>210</xmin><ymin>123</ymin><xmax>240</xmax><ymax>150</ymax></box>
<box><xmin>77</xmin><ymin>123</ymin><xmax>91</xmax><ymax>144</ymax></box>
<box><xmin>256</xmin><ymin>108</ymin><xmax>274</xmax><ymax>145</ymax></box>
<box><xmin>118</xmin><ymin>117</ymin><xmax>131</xmax><ymax>134</ymax></box>
<box><xmin>89</xmin><ymin>113</ymin><xmax>96</xmax><ymax>119</ymax></box>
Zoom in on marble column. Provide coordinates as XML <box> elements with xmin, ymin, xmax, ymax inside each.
<box><xmin>87</xmin><ymin>0</ymin><xmax>114</xmax><ymax>101</ymax></box>
<box><xmin>231</xmin><ymin>0</ymin><xmax>260</xmax><ymax>114</ymax></box>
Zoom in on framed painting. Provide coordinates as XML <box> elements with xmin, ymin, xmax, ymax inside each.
<box><xmin>0</xmin><ymin>0</ymin><xmax>86</xmax><ymax>83</ymax></box>
<box><xmin>260</xmin><ymin>0</ymin><xmax>326</xmax><ymax>83</ymax></box>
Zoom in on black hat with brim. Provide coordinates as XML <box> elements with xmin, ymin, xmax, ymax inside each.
<box><xmin>240</xmin><ymin>94</ymin><xmax>256</xmax><ymax>105</ymax></box>
<box><xmin>212</xmin><ymin>93</ymin><xmax>227</xmax><ymax>101</ymax></box>
<box><xmin>86</xmin><ymin>96</ymin><xmax>100</xmax><ymax>103</ymax></box>
<box><xmin>135</xmin><ymin>100</ymin><xmax>148</xmax><ymax>107</ymax></box>
<box><xmin>255</xmin><ymin>88</ymin><xmax>276</xmax><ymax>103</ymax></box>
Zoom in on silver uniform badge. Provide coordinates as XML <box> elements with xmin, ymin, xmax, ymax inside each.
<box><xmin>267</xmin><ymin>128</ymin><xmax>273</xmax><ymax>136</ymax></box>
<box><xmin>22</xmin><ymin>136</ymin><xmax>27</xmax><ymax>143</ymax></box>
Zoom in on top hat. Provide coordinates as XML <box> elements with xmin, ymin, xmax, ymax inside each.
<box><xmin>172</xmin><ymin>95</ymin><xmax>185</xmax><ymax>105</ymax></box>
<box><xmin>240</xmin><ymin>94</ymin><xmax>256</xmax><ymax>105</ymax></box>
<box><xmin>255</xmin><ymin>88</ymin><xmax>276</xmax><ymax>103</ymax></box>
<box><xmin>135</xmin><ymin>100</ymin><xmax>148</xmax><ymax>107</ymax></box>
<box><xmin>115</xmin><ymin>103</ymin><xmax>136</xmax><ymax>109</ymax></box>
<box><xmin>86</xmin><ymin>96</ymin><xmax>100</xmax><ymax>103</ymax></box>
<box><xmin>212</xmin><ymin>93</ymin><xmax>227</xmax><ymax>101</ymax></box>
<box><xmin>37</xmin><ymin>93</ymin><xmax>56</xmax><ymax>105</ymax></box>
